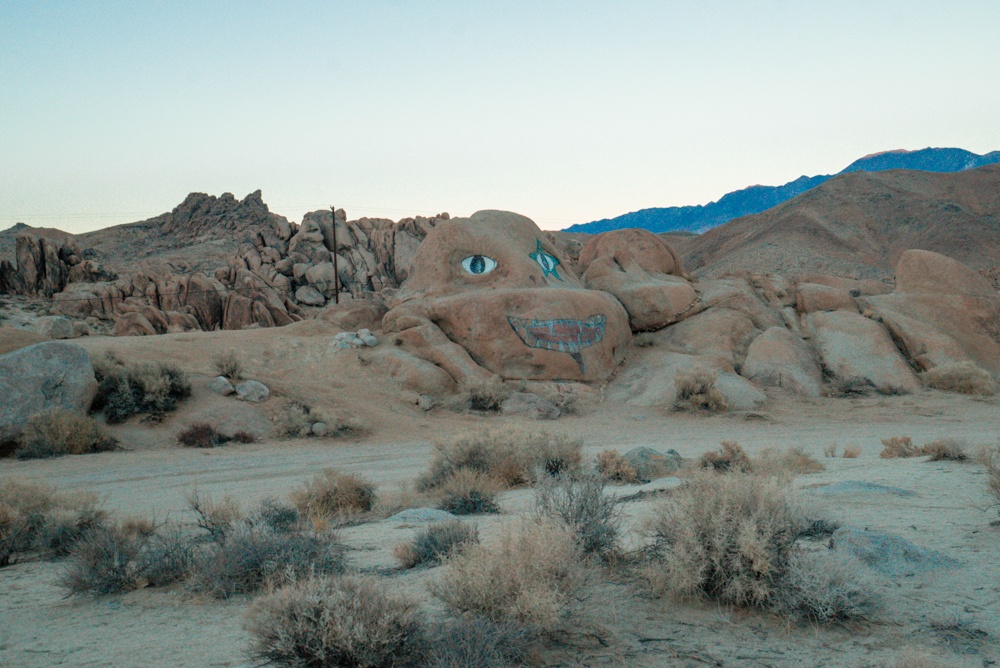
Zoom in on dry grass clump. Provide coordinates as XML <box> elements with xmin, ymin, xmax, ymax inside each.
<box><xmin>644</xmin><ymin>471</ymin><xmax>800</xmax><ymax>607</ymax></box>
<box><xmin>595</xmin><ymin>449</ymin><xmax>640</xmax><ymax>484</ymax></box>
<box><xmin>880</xmin><ymin>436</ymin><xmax>917</xmax><ymax>459</ymax></box>
<box><xmin>60</xmin><ymin>523</ymin><xmax>193</xmax><ymax>595</ymax></box>
<box><xmin>229</xmin><ymin>430</ymin><xmax>257</xmax><ymax>444</ymax></box>
<box><xmin>212</xmin><ymin>350</ymin><xmax>244</xmax><ymax>381</ymax></box>
<box><xmin>699</xmin><ymin>440</ymin><xmax>753</xmax><ymax>473</ymax></box>
<box><xmin>177</xmin><ymin>422</ymin><xmax>221</xmax><ymax>448</ymax></box>
<box><xmin>393</xmin><ymin>520</ymin><xmax>479</xmax><ymax>569</ymax></box>
<box><xmin>823</xmin><ymin>444</ymin><xmax>838</xmax><ymax>458</ymax></box>
<box><xmin>290</xmin><ymin>468</ymin><xmax>376</xmax><ymax>522</ymax></box>
<box><xmin>842</xmin><ymin>445</ymin><xmax>861</xmax><ymax>458</ymax></box>
<box><xmin>426</xmin><ymin>618</ymin><xmax>531</xmax><ymax>668</ymax></box>
<box><xmin>245</xmin><ymin>575</ymin><xmax>426</xmax><ymax>668</ymax></box>
<box><xmin>1</xmin><ymin>480</ymin><xmax>106</xmax><ymax>567</ymax></box>
<box><xmin>437</xmin><ymin>470</ymin><xmax>501</xmax><ymax>515</ymax></box>
<box><xmin>754</xmin><ymin>446</ymin><xmax>826</xmax><ymax>476</ymax></box>
<box><xmin>535</xmin><ymin>475</ymin><xmax>621</xmax><ymax>556</ymax></box>
<box><xmin>978</xmin><ymin>445</ymin><xmax>1000</xmax><ymax>517</ymax></box>
<box><xmin>191</xmin><ymin>522</ymin><xmax>345</xmax><ymax>599</ymax></box>
<box><xmin>14</xmin><ymin>410</ymin><xmax>118</xmax><ymax>459</ymax></box>
<box><xmin>419</xmin><ymin>426</ymin><xmax>583</xmax><ymax>491</ymax></box>
<box><xmin>921</xmin><ymin>361</ymin><xmax>995</xmax><ymax>396</ymax></box>
<box><xmin>277</xmin><ymin>401</ymin><xmax>364</xmax><ymax>439</ymax></box>
<box><xmin>775</xmin><ymin>553</ymin><xmax>882</xmax><ymax>622</ymax></box>
<box><xmin>430</xmin><ymin>519</ymin><xmax>586</xmax><ymax>633</ymax></box>
<box><xmin>673</xmin><ymin>368</ymin><xmax>729</xmax><ymax>412</ymax></box>
<box><xmin>186</xmin><ymin>489</ymin><xmax>245</xmax><ymax>542</ymax></box>
<box><xmin>921</xmin><ymin>438</ymin><xmax>968</xmax><ymax>462</ymax></box>
<box><xmin>463</xmin><ymin>375</ymin><xmax>511</xmax><ymax>412</ymax></box>
<box><xmin>92</xmin><ymin>352</ymin><xmax>191</xmax><ymax>423</ymax></box>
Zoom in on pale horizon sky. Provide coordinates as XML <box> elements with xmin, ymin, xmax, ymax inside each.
<box><xmin>2</xmin><ymin>1</ymin><xmax>999</xmax><ymax>233</ymax></box>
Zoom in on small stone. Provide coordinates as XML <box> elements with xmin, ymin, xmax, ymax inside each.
<box><xmin>832</xmin><ymin>527</ymin><xmax>961</xmax><ymax>576</ymax></box>
<box><xmin>311</xmin><ymin>422</ymin><xmax>328</xmax><ymax>436</ymax></box>
<box><xmin>357</xmin><ymin>328</ymin><xmax>372</xmax><ymax>338</ymax></box>
<box><xmin>419</xmin><ymin>395</ymin><xmax>436</xmax><ymax>411</ymax></box>
<box><xmin>235</xmin><ymin>380</ymin><xmax>269</xmax><ymax>402</ymax></box>
<box><xmin>361</xmin><ymin>334</ymin><xmax>378</xmax><ymax>347</ymax></box>
<box><xmin>208</xmin><ymin>376</ymin><xmax>236</xmax><ymax>396</ymax></box>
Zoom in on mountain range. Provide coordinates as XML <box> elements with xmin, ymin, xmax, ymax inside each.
<box><xmin>566</xmin><ymin>147</ymin><xmax>1000</xmax><ymax>234</ymax></box>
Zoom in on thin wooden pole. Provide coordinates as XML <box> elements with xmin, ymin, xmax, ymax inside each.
<box><xmin>330</xmin><ymin>205</ymin><xmax>339</xmax><ymax>305</ymax></box>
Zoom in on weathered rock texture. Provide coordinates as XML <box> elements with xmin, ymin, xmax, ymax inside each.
<box><xmin>0</xmin><ymin>342</ymin><xmax>98</xmax><ymax>443</ymax></box>
<box><xmin>0</xmin><ymin>234</ymin><xmax>112</xmax><ymax>297</ymax></box>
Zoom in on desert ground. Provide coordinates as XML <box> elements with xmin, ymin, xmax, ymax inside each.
<box><xmin>2</xmin><ymin>323</ymin><xmax>998</xmax><ymax>667</ymax></box>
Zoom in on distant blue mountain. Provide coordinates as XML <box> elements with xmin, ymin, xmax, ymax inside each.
<box><xmin>566</xmin><ymin>148</ymin><xmax>1000</xmax><ymax>234</ymax></box>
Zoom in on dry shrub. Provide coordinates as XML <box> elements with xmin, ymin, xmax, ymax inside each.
<box><xmin>437</xmin><ymin>470</ymin><xmax>501</xmax><ymax>515</ymax></box>
<box><xmin>185</xmin><ymin>489</ymin><xmax>246</xmax><ymax>542</ymax></box>
<box><xmin>92</xmin><ymin>353</ymin><xmax>191</xmax><ymax>423</ymax></box>
<box><xmin>430</xmin><ymin>519</ymin><xmax>586</xmax><ymax>633</ymax></box>
<box><xmin>644</xmin><ymin>472</ymin><xmax>801</xmax><ymax>607</ymax></box>
<box><xmin>463</xmin><ymin>375</ymin><xmax>511</xmax><ymax>412</ymax></box>
<box><xmin>776</xmin><ymin>552</ymin><xmax>882</xmax><ymax>622</ymax></box>
<box><xmin>842</xmin><ymin>445</ymin><xmax>861</xmax><ymax>459</ymax></box>
<box><xmin>191</xmin><ymin>522</ymin><xmax>345</xmax><ymax>599</ymax></box>
<box><xmin>290</xmin><ymin>468</ymin><xmax>376</xmax><ymax>521</ymax></box>
<box><xmin>229</xmin><ymin>430</ymin><xmax>257</xmax><ymax>444</ymax></box>
<box><xmin>754</xmin><ymin>446</ymin><xmax>825</xmax><ymax>476</ymax></box>
<box><xmin>277</xmin><ymin>401</ymin><xmax>363</xmax><ymax>439</ymax></box>
<box><xmin>0</xmin><ymin>480</ymin><xmax>106</xmax><ymax>567</ymax></box>
<box><xmin>60</xmin><ymin>523</ymin><xmax>193</xmax><ymax>595</ymax></box>
<box><xmin>419</xmin><ymin>427</ymin><xmax>582</xmax><ymax>490</ymax></box>
<box><xmin>825</xmin><ymin>377</ymin><xmax>877</xmax><ymax>397</ymax></box>
<box><xmin>823</xmin><ymin>444</ymin><xmax>838</xmax><ymax>458</ymax></box>
<box><xmin>535</xmin><ymin>474</ymin><xmax>621</xmax><ymax>556</ymax></box>
<box><xmin>699</xmin><ymin>440</ymin><xmax>753</xmax><ymax>473</ymax></box>
<box><xmin>15</xmin><ymin>410</ymin><xmax>117</xmax><ymax>459</ymax></box>
<box><xmin>595</xmin><ymin>449</ymin><xmax>640</xmax><ymax>484</ymax></box>
<box><xmin>245</xmin><ymin>575</ymin><xmax>426</xmax><ymax>668</ymax></box>
<box><xmin>212</xmin><ymin>350</ymin><xmax>244</xmax><ymax>381</ymax></box>
<box><xmin>922</xmin><ymin>361</ymin><xmax>995</xmax><ymax>396</ymax></box>
<box><xmin>177</xmin><ymin>422</ymin><xmax>221</xmax><ymax>448</ymax></box>
<box><xmin>394</xmin><ymin>520</ymin><xmax>479</xmax><ymax>569</ymax></box>
<box><xmin>426</xmin><ymin>618</ymin><xmax>531</xmax><ymax>668</ymax></box>
<box><xmin>920</xmin><ymin>438</ymin><xmax>968</xmax><ymax>462</ymax></box>
<box><xmin>978</xmin><ymin>445</ymin><xmax>1000</xmax><ymax>517</ymax></box>
<box><xmin>673</xmin><ymin>368</ymin><xmax>728</xmax><ymax>413</ymax></box>
<box><xmin>880</xmin><ymin>436</ymin><xmax>917</xmax><ymax>459</ymax></box>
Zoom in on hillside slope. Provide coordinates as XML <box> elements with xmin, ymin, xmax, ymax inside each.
<box><xmin>569</xmin><ymin>147</ymin><xmax>1000</xmax><ymax>235</ymax></box>
<box><xmin>682</xmin><ymin>165</ymin><xmax>1000</xmax><ymax>280</ymax></box>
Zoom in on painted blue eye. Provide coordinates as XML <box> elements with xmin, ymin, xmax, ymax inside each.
<box><xmin>461</xmin><ymin>255</ymin><xmax>497</xmax><ymax>275</ymax></box>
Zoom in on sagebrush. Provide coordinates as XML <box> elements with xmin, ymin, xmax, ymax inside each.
<box><xmin>674</xmin><ymin>368</ymin><xmax>728</xmax><ymax>412</ymax></box>
<box><xmin>595</xmin><ymin>449</ymin><xmax>640</xmax><ymax>484</ymax></box>
<box><xmin>436</xmin><ymin>470</ymin><xmax>501</xmax><ymax>515</ymax></box>
<box><xmin>535</xmin><ymin>474</ymin><xmax>621</xmax><ymax>556</ymax></box>
<box><xmin>921</xmin><ymin>361</ymin><xmax>995</xmax><ymax>396</ymax></box>
<box><xmin>394</xmin><ymin>520</ymin><xmax>479</xmax><ymax>569</ymax></box>
<box><xmin>1</xmin><ymin>480</ymin><xmax>105</xmax><ymax>567</ymax></box>
<box><xmin>290</xmin><ymin>468</ymin><xmax>376</xmax><ymax>521</ymax></box>
<box><xmin>14</xmin><ymin>410</ymin><xmax>117</xmax><ymax>459</ymax></box>
<box><xmin>91</xmin><ymin>352</ymin><xmax>191</xmax><ymax>423</ymax></box>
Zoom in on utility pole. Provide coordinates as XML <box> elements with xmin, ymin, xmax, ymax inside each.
<box><xmin>330</xmin><ymin>205</ymin><xmax>339</xmax><ymax>305</ymax></box>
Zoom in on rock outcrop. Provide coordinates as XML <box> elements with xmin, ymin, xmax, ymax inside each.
<box><xmin>0</xmin><ymin>234</ymin><xmax>112</xmax><ymax>297</ymax></box>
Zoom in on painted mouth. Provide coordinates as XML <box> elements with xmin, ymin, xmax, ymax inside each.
<box><xmin>508</xmin><ymin>315</ymin><xmax>606</xmax><ymax>353</ymax></box>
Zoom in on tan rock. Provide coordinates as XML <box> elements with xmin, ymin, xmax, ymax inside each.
<box><xmin>795</xmin><ymin>283</ymin><xmax>858</xmax><ymax>314</ymax></box>
<box><xmin>742</xmin><ymin>327</ymin><xmax>823</xmax><ymax>396</ymax></box>
<box><xmin>808</xmin><ymin>311</ymin><xmax>920</xmax><ymax>393</ymax></box>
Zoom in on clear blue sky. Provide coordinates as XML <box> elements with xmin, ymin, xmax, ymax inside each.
<box><xmin>2</xmin><ymin>1</ymin><xmax>999</xmax><ymax>232</ymax></box>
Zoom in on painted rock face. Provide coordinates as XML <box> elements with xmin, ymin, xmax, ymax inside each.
<box><xmin>385</xmin><ymin>210</ymin><xmax>631</xmax><ymax>383</ymax></box>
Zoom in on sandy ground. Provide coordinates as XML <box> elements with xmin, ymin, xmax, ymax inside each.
<box><xmin>2</xmin><ymin>326</ymin><xmax>999</xmax><ymax>667</ymax></box>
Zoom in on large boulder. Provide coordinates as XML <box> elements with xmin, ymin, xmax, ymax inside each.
<box><xmin>862</xmin><ymin>250</ymin><xmax>1000</xmax><ymax>376</ymax></box>
<box><xmin>807</xmin><ymin>311</ymin><xmax>920</xmax><ymax>394</ymax></box>
<box><xmin>0</xmin><ymin>342</ymin><xmax>98</xmax><ymax>443</ymax></box>
<box><xmin>578</xmin><ymin>229</ymin><xmax>697</xmax><ymax>331</ymax></box>
<box><xmin>30</xmin><ymin>316</ymin><xmax>77</xmax><ymax>340</ymax></box>
<box><xmin>384</xmin><ymin>211</ymin><xmax>632</xmax><ymax>385</ymax></box>
<box><xmin>795</xmin><ymin>283</ymin><xmax>858</xmax><ymax>314</ymax></box>
<box><xmin>742</xmin><ymin>327</ymin><xmax>824</xmax><ymax>396</ymax></box>
<box><xmin>652</xmin><ymin>308</ymin><xmax>760</xmax><ymax>371</ymax></box>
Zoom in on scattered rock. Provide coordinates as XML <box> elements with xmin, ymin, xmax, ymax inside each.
<box><xmin>294</xmin><ymin>285</ymin><xmax>326</xmax><ymax>306</ymax></box>
<box><xmin>500</xmin><ymin>392</ymin><xmax>561</xmax><ymax>420</ymax></box>
<box><xmin>235</xmin><ymin>380</ymin><xmax>270</xmax><ymax>402</ymax></box>
<box><xmin>208</xmin><ymin>376</ymin><xmax>236</xmax><ymax>396</ymax></box>
<box><xmin>0</xmin><ymin>342</ymin><xmax>98</xmax><ymax>442</ymax></box>
<box><xmin>832</xmin><ymin>526</ymin><xmax>961</xmax><ymax>576</ymax></box>
<box><xmin>623</xmin><ymin>446</ymin><xmax>683</xmax><ymax>481</ymax></box>
<box><xmin>310</xmin><ymin>422</ymin><xmax>328</xmax><ymax>437</ymax></box>
<box><xmin>333</xmin><ymin>330</ymin><xmax>378</xmax><ymax>348</ymax></box>
<box><xmin>418</xmin><ymin>395</ymin><xmax>437</xmax><ymax>411</ymax></box>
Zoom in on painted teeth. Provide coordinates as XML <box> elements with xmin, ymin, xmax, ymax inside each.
<box><xmin>508</xmin><ymin>315</ymin><xmax>607</xmax><ymax>353</ymax></box>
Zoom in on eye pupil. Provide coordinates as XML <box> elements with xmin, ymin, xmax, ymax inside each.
<box><xmin>470</xmin><ymin>255</ymin><xmax>485</xmax><ymax>274</ymax></box>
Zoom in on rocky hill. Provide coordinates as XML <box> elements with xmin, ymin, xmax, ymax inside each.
<box><xmin>568</xmin><ymin>147</ymin><xmax>1000</xmax><ymax>235</ymax></box>
<box><xmin>681</xmin><ymin>165</ymin><xmax>1000</xmax><ymax>280</ymax></box>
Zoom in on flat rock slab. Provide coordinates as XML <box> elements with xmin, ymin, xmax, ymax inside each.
<box><xmin>812</xmin><ymin>481</ymin><xmax>916</xmax><ymax>497</ymax></box>
<box><xmin>387</xmin><ymin>508</ymin><xmax>458</xmax><ymax>524</ymax></box>
<box><xmin>609</xmin><ymin>476</ymin><xmax>683</xmax><ymax>502</ymax></box>
<box><xmin>832</xmin><ymin>526</ymin><xmax>961</xmax><ymax>576</ymax></box>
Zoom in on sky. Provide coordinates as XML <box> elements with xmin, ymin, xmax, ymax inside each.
<box><xmin>2</xmin><ymin>1</ymin><xmax>999</xmax><ymax>233</ymax></box>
